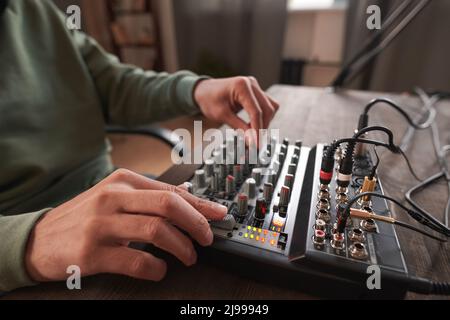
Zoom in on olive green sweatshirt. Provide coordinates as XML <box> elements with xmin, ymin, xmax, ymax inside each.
<box><xmin>0</xmin><ymin>0</ymin><xmax>203</xmax><ymax>292</ymax></box>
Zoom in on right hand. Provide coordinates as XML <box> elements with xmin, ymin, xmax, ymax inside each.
<box><xmin>25</xmin><ymin>169</ymin><xmax>227</xmax><ymax>282</ymax></box>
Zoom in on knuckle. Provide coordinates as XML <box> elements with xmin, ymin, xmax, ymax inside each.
<box><xmin>96</xmin><ymin>188</ymin><xmax>118</xmax><ymax>205</ymax></box>
<box><xmin>248</xmin><ymin>76</ymin><xmax>257</xmax><ymax>84</ymax></box>
<box><xmin>193</xmin><ymin>214</ymin><xmax>209</xmax><ymax>235</ymax></box>
<box><xmin>110</xmin><ymin>168</ymin><xmax>133</xmax><ymax>182</ymax></box>
<box><xmin>235</xmin><ymin>76</ymin><xmax>250</xmax><ymax>90</ymax></box>
<box><xmin>143</xmin><ymin>218</ymin><xmax>162</xmax><ymax>240</ymax></box>
<box><xmin>130</xmin><ymin>254</ymin><xmax>148</xmax><ymax>275</ymax></box>
<box><xmin>157</xmin><ymin>191</ymin><xmax>178</xmax><ymax>211</ymax></box>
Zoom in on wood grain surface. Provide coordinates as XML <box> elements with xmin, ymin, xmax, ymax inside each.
<box><xmin>3</xmin><ymin>86</ymin><xmax>449</xmax><ymax>300</ymax></box>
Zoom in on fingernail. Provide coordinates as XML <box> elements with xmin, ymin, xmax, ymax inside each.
<box><xmin>205</xmin><ymin>228</ymin><xmax>214</xmax><ymax>245</ymax></box>
<box><xmin>187</xmin><ymin>247</ymin><xmax>197</xmax><ymax>266</ymax></box>
<box><xmin>214</xmin><ymin>203</ymin><xmax>228</xmax><ymax>215</ymax></box>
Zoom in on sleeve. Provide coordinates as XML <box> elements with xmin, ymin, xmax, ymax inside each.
<box><xmin>71</xmin><ymin>30</ymin><xmax>207</xmax><ymax>126</ymax></box>
<box><xmin>0</xmin><ymin>209</ymin><xmax>51</xmax><ymax>292</ymax></box>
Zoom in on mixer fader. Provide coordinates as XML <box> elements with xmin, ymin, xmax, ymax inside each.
<box><xmin>188</xmin><ymin>138</ymin><xmax>309</xmax><ymax>255</ymax></box>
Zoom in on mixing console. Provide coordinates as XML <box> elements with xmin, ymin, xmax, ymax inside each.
<box><xmin>186</xmin><ymin>136</ymin><xmax>410</xmax><ymax>298</ymax></box>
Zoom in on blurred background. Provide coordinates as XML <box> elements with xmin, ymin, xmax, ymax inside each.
<box><xmin>51</xmin><ymin>0</ymin><xmax>450</xmax><ymax>175</ymax></box>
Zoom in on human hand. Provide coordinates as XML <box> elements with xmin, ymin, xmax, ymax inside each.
<box><xmin>194</xmin><ymin>76</ymin><xmax>280</xmax><ymax>144</ymax></box>
<box><xmin>25</xmin><ymin>169</ymin><xmax>227</xmax><ymax>282</ymax></box>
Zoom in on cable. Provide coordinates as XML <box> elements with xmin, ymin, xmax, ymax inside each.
<box><xmin>350</xmin><ymin>208</ymin><xmax>444</xmax><ymax>242</ymax></box>
<box><xmin>359</xmin><ymin>98</ymin><xmax>436</xmax><ymax>131</ymax></box>
<box><xmin>368</xmin><ymin>147</ymin><xmax>380</xmax><ymax>180</ymax></box>
<box><xmin>339</xmin><ymin>192</ymin><xmax>448</xmax><ymax>241</ymax></box>
<box><xmin>398</xmin><ymin>148</ymin><xmax>423</xmax><ymax>182</ymax></box>
<box><xmin>331</xmin><ymin>0</ymin><xmax>413</xmax><ymax>88</ymax></box>
<box><xmin>404</xmin><ymin>89</ymin><xmax>450</xmax><ymax>233</ymax></box>
<box><xmin>332</xmin><ymin>0</ymin><xmax>432</xmax><ymax>89</ymax></box>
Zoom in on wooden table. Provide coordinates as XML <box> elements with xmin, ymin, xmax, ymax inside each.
<box><xmin>3</xmin><ymin>86</ymin><xmax>449</xmax><ymax>300</ymax></box>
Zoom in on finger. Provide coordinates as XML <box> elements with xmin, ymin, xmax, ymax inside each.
<box><xmin>267</xmin><ymin>95</ymin><xmax>280</xmax><ymax>111</ymax></box>
<box><xmin>118</xmin><ymin>190</ymin><xmax>214</xmax><ymax>246</ymax></box>
<box><xmin>109</xmin><ymin>215</ymin><xmax>197</xmax><ymax>266</ymax></box>
<box><xmin>96</xmin><ymin>246</ymin><xmax>167</xmax><ymax>281</ymax></box>
<box><xmin>248</xmin><ymin>77</ymin><xmax>280</xmax><ymax>112</ymax></box>
<box><xmin>109</xmin><ymin>170</ymin><xmax>227</xmax><ymax>220</ymax></box>
<box><xmin>248</xmin><ymin>77</ymin><xmax>278</xmax><ymax>127</ymax></box>
<box><xmin>223</xmin><ymin>112</ymin><xmax>250</xmax><ymax>132</ymax></box>
<box><xmin>250</xmin><ymin>85</ymin><xmax>275</xmax><ymax>129</ymax></box>
<box><xmin>235</xmin><ymin>78</ymin><xmax>263</xmax><ymax>139</ymax></box>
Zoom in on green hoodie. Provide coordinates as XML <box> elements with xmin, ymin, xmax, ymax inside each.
<box><xmin>0</xmin><ymin>0</ymin><xmax>203</xmax><ymax>292</ymax></box>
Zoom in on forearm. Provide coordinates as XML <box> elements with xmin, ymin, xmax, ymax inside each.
<box><xmin>73</xmin><ymin>32</ymin><xmax>205</xmax><ymax>126</ymax></box>
<box><xmin>0</xmin><ymin>209</ymin><xmax>51</xmax><ymax>292</ymax></box>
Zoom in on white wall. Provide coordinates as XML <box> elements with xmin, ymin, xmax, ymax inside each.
<box><xmin>283</xmin><ymin>7</ymin><xmax>346</xmax><ymax>86</ymax></box>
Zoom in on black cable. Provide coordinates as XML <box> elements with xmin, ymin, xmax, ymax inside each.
<box><xmin>341</xmin><ymin>192</ymin><xmax>448</xmax><ymax>241</ymax></box>
<box><xmin>408</xmin><ymin>277</ymin><xmax>450</xmax><ymax>295</ymax></box>
<box><xmin>398</xmin><ymin>148</ymin><xmax>423</xmax><ymax>182</ymax></box>
<box><xmin>332</xmin><ymin>0</ymin><xmax>432</xmax><ymax>88</ymax></box>
<box><xmin>368</xmin><ymin>147</ymin><xmax>380</xmax><ymax>180</ymax></box>
<box><xmin>404</xmin><ymin>89</ymin><xmax>450</xmax><ymax>233</ymax></box>
<box><xmin>359</xmin><ymin>98</ymin><xmax>435</xmax><ymax>130</ymax></box>
<box><xmin>331</xmin><ymin>0</ymin><xmax>413</xmax><ymax>88</ymax></box>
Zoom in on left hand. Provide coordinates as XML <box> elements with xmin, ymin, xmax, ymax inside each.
<box><xmin>194</xmin><ymin>76</ymin><xmax>280</xmax><ymax>142</ymax></box>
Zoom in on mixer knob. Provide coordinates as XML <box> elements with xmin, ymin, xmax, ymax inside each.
<box><xmin>237</xmin><ymin>193</ymin><xmax>248</xmax><ymax>216</ymax></box>
<box><xmin>233</xmin><ymin>165</ymin><xmax>242</xmax><ymax>183</ymax></box>
<box><xmin>251</xmin><ymin>168</ymin><xmax>262</xmax><ymax>185</ymax></box>
<box><xmin>267</xmin><ymin>169</ymin><xmax>277</xmax><ymax>186</ymax></box>
<box><xmin>212</xmin><ymin>150</ymin><xmax>222</xmax><ymax>164</ymax></box>
<box><xmin>194</xmin><ymin>169</ymin><xmax>206</xmax><ymax>188</ymax></box>
<box><xmin>293</xmin><ymin>146</ymin><xmax>301</xmax><ymax>157</ymax></box>
<box><xmin>211</xmin><ymin>173</ymin><xmax>220</xmax><ymax>192</ymax></box>
<box><xmin>254</xmin><ymin>197</ymin><xmax>267</xmax><ymax>220</ymax></box>
<box><xmin>280</xmin><ymin>144</ymin><xmax>287</xmax><ymax>155</ymax></box>
<box><xmin>183</xmin><ymin>182</ymin><xmax>193</xmax><ymax>193</ymax></box>
<box><xmin>271</xmin><ymin>160</ymin><xmax>281</xmax><ymax>174</ymax></box>
<box><xmin>204</xmin><ymin>159</ymin><xmax>214</xmax><ymax>177</ymax></box>
<box><xmin>244</xmin><ymin>178</ymin><xmax>256</xmax><ymax>199</ymax></box>
<box><xmin>295</xmin><ymin>140</ymin><xmax>302</xmax><ymax>149</ymax></box>
<box><xmin>266</xmin><ymin>142</ymin><xmax>272</xmax><ymax>157</ymax></box>
<box><xmin>288</xmin><ymin>163</ymin><xmax>296</xmax><ymax>176</ymax></box>
<box><xmin>291</xmin><ymin>154</ymin><xmax>299</xmax><ymax>165</ymax></box>
<box><xmin>279</xmin><ymin>185</ymin><xmax>290</xmax><ymax>207</ymax></box>
<box><xmin>282</xmin><ymin>138</ymin><xmax>290</xmax><ymax>146</ymax></box>
<box><xmin>284</xmin><ymin>174</ymin><xmax>294</xmax><ymax>190</ymax></box>
<box><xmin>263</xmin><ymin>182</ymin><xmax>274</xmax><ymax>201</ymax></box>
<box><xmin>225</xmin><ymin>175</ymin><xmax>235</xmax><ymax>194</ymax></box>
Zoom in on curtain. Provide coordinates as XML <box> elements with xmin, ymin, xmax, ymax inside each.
<box><xmin>172</xmin><ymin>0</ymin><xmax>288</xmax><ymax>89</ymax></box>
<box><xmin>343</xmin><ymin>0</ymin><xmax>450</xmax><ymax>93</ymax></box>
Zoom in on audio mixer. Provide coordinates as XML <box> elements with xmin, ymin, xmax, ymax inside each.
<box><xmin>185</xmin><ymin>137</ymin><xmax>411</xmax><ymax>299</ymax></box>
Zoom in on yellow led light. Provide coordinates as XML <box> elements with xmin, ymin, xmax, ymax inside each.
<box><xmin>256</xmin><ymin>236</ymin><xmax>260</xmax><ymax>241</ymax></box>
<box><xmin>253</xmin><ymin>227</ymin><xmax>257</xmax><ymax>232</ymax></box>
<box><xmin>247</xmin><ymin>226</ymin><xmax>251</xmax><ymax>230</ymax></box>
<box><xmin>258</xmin><ymin>228</ymin><xmax>262</xmax><ymax>233</ymax></box>
<box><xmin>244</xmin><ymin>233</ymin><xmax>248</xmax><ymax>238</ymax></box>
<box><xmin>250</xmin><ymin>234</ymin><xmax>254</xmax><ymax>239</ymax></box>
